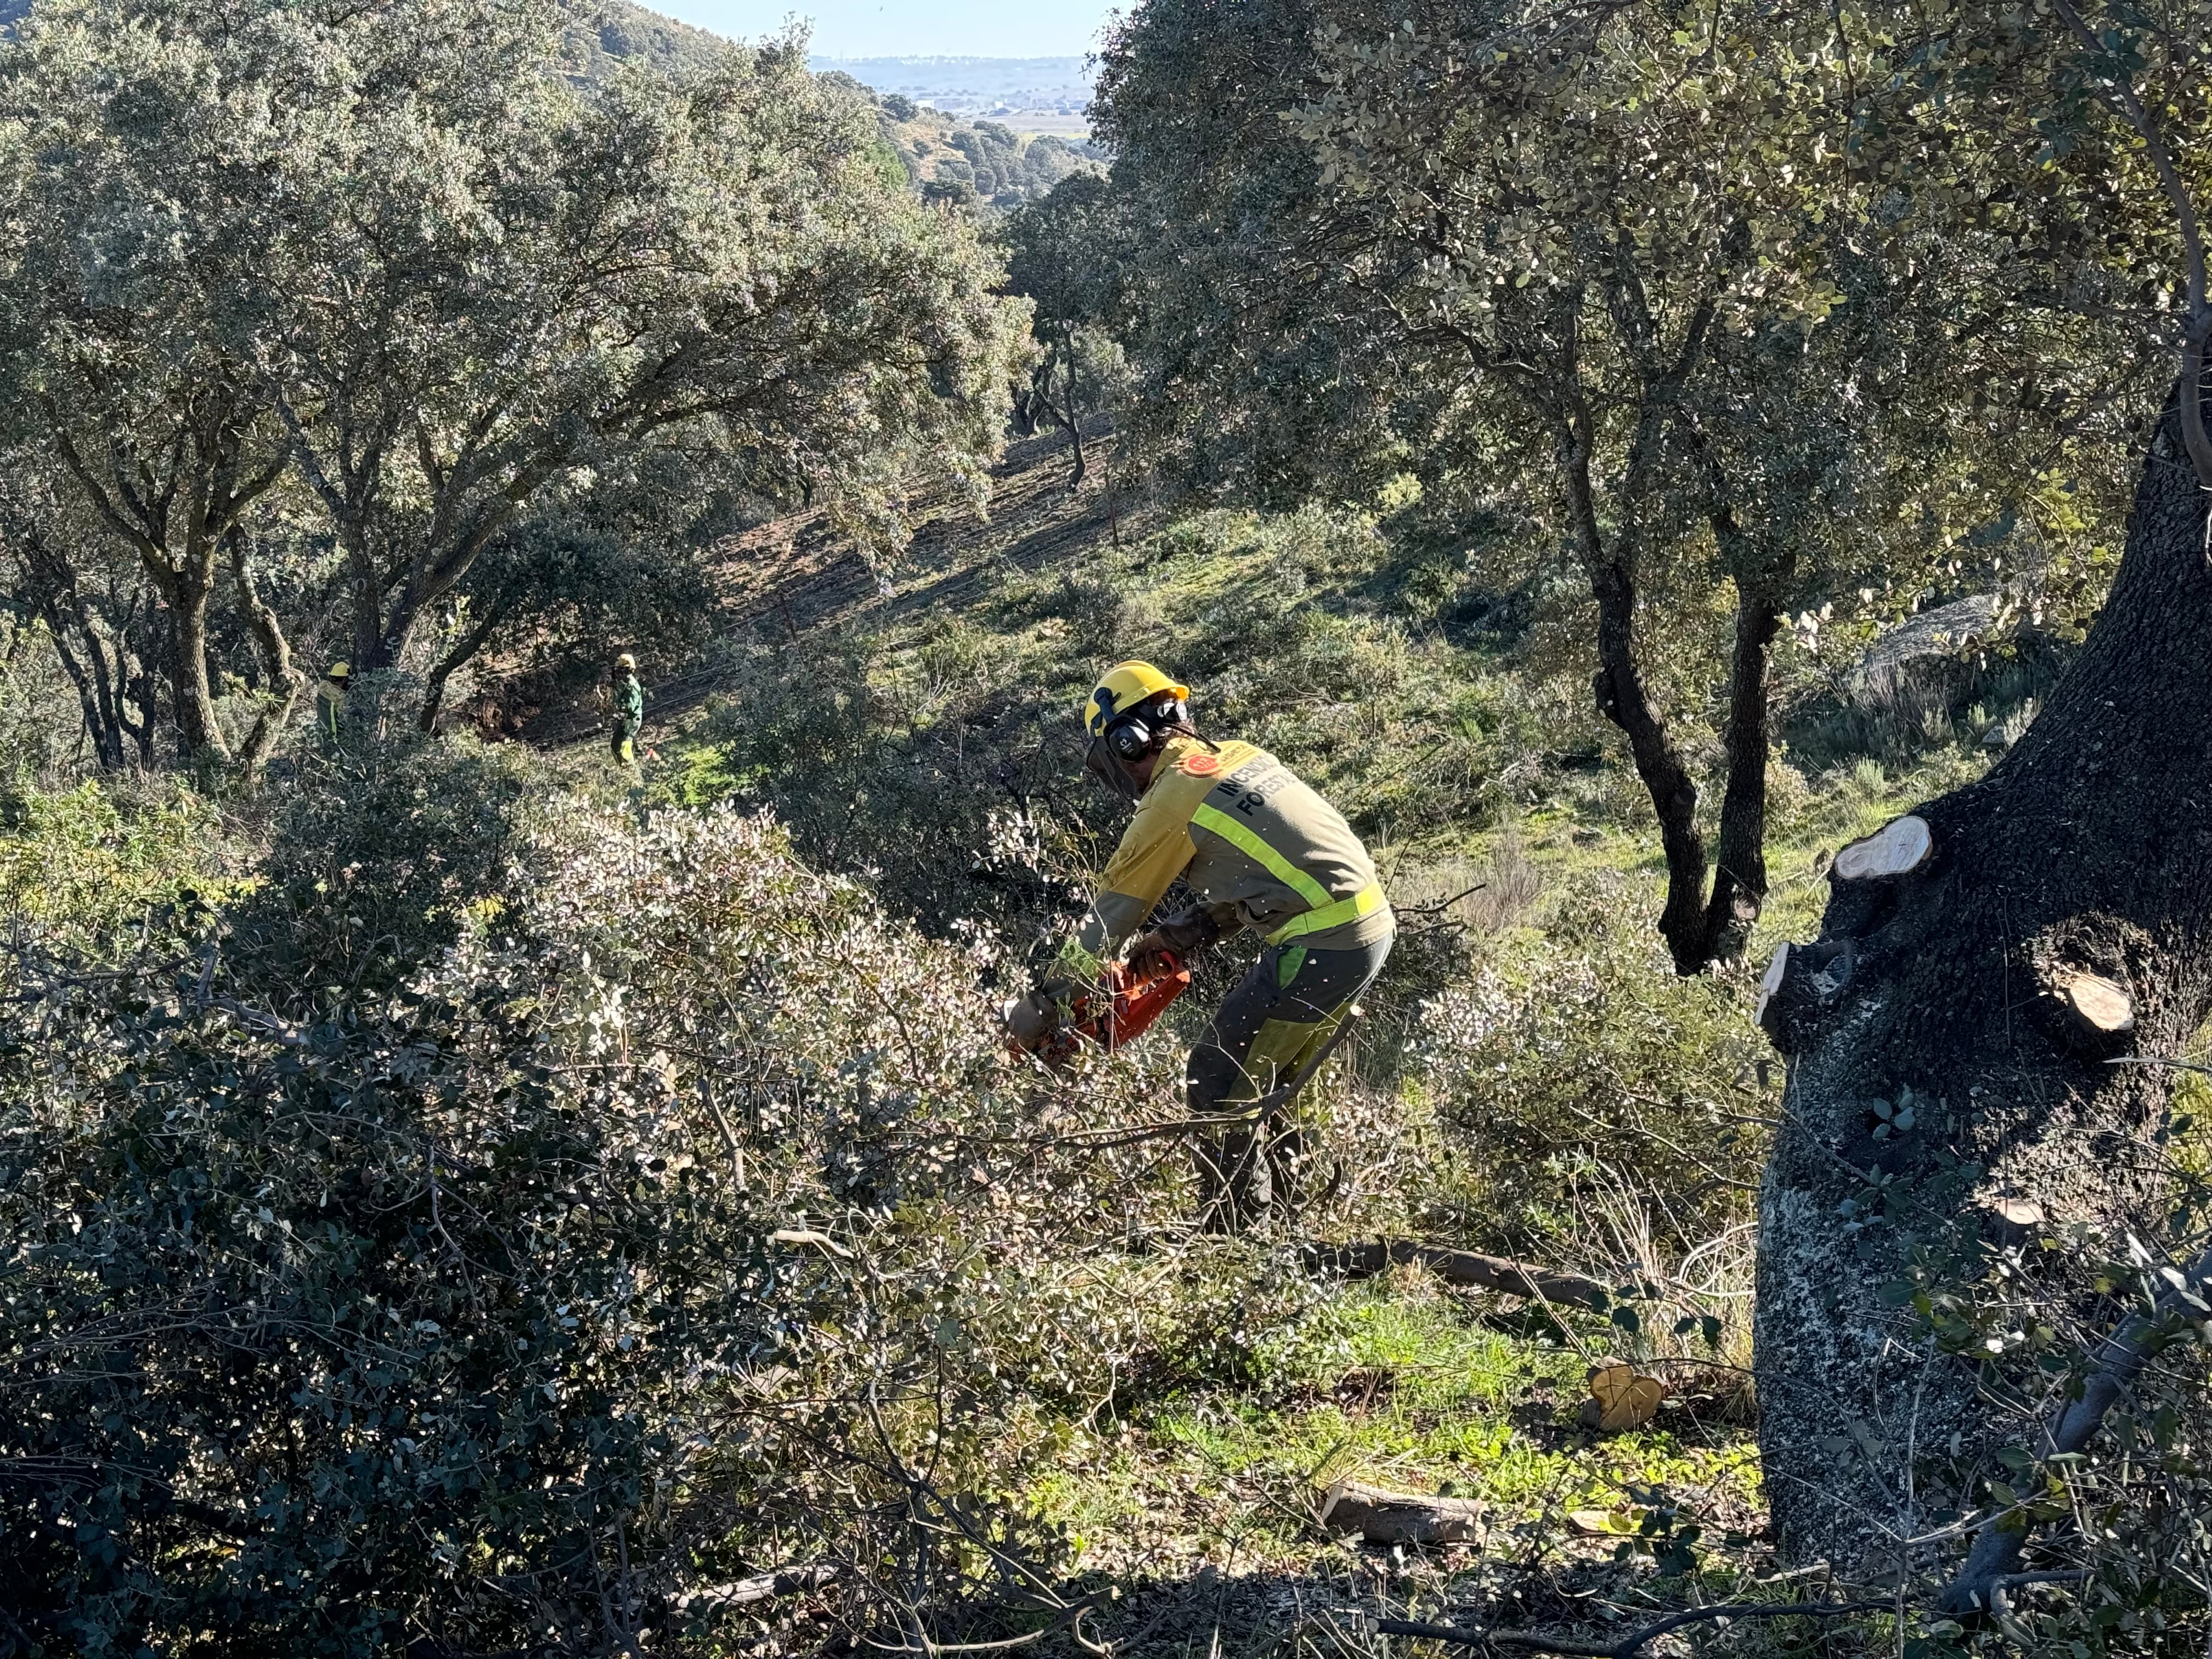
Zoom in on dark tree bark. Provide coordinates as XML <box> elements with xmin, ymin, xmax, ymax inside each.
<box><xmin>165</xmin><ymin>583</ymin><xmax>221</xmax><ymax>758</ymax></box>
<box><xmin>48</xmin><ymin>403</ymin><xmax>285</xmax><ymax>760</ymax></box>
<box><xmin>1550</xmin><ymin>347</ymin><xmax>1781</xmax><ymax>979</ymax></box>
<box><xmin>0</xmin><ymin>496</ymin><xmax>159</xmax><ymax>770</ymax></box>
<box><xmin>1028</xmin><ymin>336</ymin><xmax>1088</xmax><ymax>487</ymax></box>
<box><xmin>1700</xmin><ymin>500</ymin><xmax>1791</xmax><ymax>968</ymax></box>
<box><xmin>416</xmin><ymin>587</ymin><xmax>514</xmax><ymax>735</ymax></box>
<box><xmin>1753</xmin><ymin>385</ymin><xmax>2212</xmax><ymax>1572</ymax></box>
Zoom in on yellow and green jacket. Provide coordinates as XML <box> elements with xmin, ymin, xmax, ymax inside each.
<box><xmin>1063</xmin><ymin>735</ymin><xmax>1391</xmax><ymax>977</ymax></box>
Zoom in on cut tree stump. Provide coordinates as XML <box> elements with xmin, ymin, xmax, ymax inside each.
<box><xmin>1319</xmin><ymin>1478</ymin><xmax>1487</xmax><ymax>1545</ymax></box>
<box><xmin>2059</xmin><ymin>972</ymin><xmax>2135</xmax><ymax>1036</ymax></box>
<box><xmin>1832</xmin><ymin>814</ymin><xmax>1932</xmax><ymax>882</ymax></box>
<box><xmin>1311</xmin><ymin>1240</ymin><xmax>1612</xmax><ymax>1311</ymax></box>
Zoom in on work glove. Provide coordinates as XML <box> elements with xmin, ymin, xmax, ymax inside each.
<box><xmin>1128</xmin><ymin>906</ymin><xmax>1220</xmax><ymax>977</ymax></box>
<box><xmin>1002</xmin><ymin>977</ymin><xmax>1081</xmax><ymax>1051</ymax></box>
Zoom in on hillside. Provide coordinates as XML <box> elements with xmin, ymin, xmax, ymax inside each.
<box><xmin>460</xmin><ymin>410</ymin><xmax>2079</xmax><ymax>1647</ymax></box>
<box><xmin>814</xmin><ymin>53</ymin><xmax>1093</xmax><ymax>133</ymax></box>
<box><xmin>588</xmin><ymin>3</ymin><xmax>1103</xmax><ymax>198</ymax></box>
<box><xmin>4</xmin><ymin>0</ymin><xmax>2204</xmax><ymax>1647</ymax></box>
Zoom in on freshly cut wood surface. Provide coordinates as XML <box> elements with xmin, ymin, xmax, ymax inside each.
<box><xmin>2062</xmin><ymin>972</ymin><xmax>2135</xmax><ymax>1034</ymax></box>
<box><xmin>1832</xmin><ymin>814</ymin><xmax>1932</xmax><ymax>881</ymax></box>
<box><xmin>1754</xmin><ymin>941</ymin><xmax>1790</xmax><ymax>1025</ymax></box>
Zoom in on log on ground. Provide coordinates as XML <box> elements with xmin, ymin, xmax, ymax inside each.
<box><xmin>1319</xmin><ymin>1478</ymin><xmax>1487</xmax><ymax>1544</ymax></box>
<box><xmin>1311</xmin><ymin>1240</ymin><xmax>1613</xmax><ymax>1311</ymax></box>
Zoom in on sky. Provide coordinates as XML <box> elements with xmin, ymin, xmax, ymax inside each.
<box><xmin>650</xmin><ymin>0</ymin><xmax>1121</xmax><ymax>58</ymax></box>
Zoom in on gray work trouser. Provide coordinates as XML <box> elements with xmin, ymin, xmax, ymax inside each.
<box><xmin>1187</xmin><ymin>933</ymin><xmax>1392</xmax><ymax>1233</ymax></box>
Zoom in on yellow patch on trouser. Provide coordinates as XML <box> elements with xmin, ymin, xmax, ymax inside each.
<box><xmin>1222</xmin><ymin>1003</ymin><xmax>1350</xmax><ymax>1104</ymax></box>
<box><xmin>1195</xmin><ymin>1002</ymin><xmax>1346</xmax><ymax>1234</ymax></box>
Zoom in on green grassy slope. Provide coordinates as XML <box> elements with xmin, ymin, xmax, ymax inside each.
<box><xmin>518</xmin><ymin>422</ymin><xmax>2052</xmax><ymax>1647</ymax></box>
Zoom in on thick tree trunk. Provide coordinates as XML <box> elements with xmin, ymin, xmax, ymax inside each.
<box><xmin>1700</xmin><ymin>571</ymin><xmax>1782</xmax><ymax>966</ymax></box>
<box><xmin>168</xmin><ymin>571</ymin><xmax>227</xmax><ymax>760</ymax></box>
<box><xmin>1753</xmin><ymin>388</ymin><xmax>2212</xmax><ymax>1573</ymax></box>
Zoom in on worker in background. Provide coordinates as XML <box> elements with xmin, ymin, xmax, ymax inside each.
<box><xmin>315</xmin><ymin>661</ymin><xmax>350</xmax><ymax>748</ymax></box>
<box><xmin>1034</xmin><ymin>659</ymin><xmax>1394</xmax><ymax>1231</ymax></box>
<box><xmin>610</xmin><ymin>652</ymin><xmax>644</xmax><ymax>766</ymax></box>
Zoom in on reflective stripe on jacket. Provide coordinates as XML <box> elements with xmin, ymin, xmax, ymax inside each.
<box><xmin>1069</xmin><ymin>735</ymin><xmax>1390</xmax><ymax>971</ymax></box>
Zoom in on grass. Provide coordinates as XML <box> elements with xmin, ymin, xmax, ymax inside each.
<box><xmin>1017</xmin><ymin>1274</ymin><xmax>1763</xmax><ymax>1589</ymax></box>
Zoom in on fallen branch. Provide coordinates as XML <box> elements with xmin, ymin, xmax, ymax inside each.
<box><xmin>1309</xmin><ymin>1240</ymin><xmax>1614</xmax><ymax>1311</ymax></box>
<box><xmin>1319</xmin><ymin>1479</ymin><xmax>1486</xmax><ymax>1544</ymax></box>
<box><xmin>1375</xmin><ymin>1598</ymin><xmax>1894</xmax><ymax>1657</ymax></box>
<box><xmin>676</xmin><ymin>1561</ymin><xmax>840</xmax><ymax>1613</ymax></box>
<box><xmin>1939</xmin><ymin>1241</ymin><xmax>2212</xmax><ymax>1613</ymax></box>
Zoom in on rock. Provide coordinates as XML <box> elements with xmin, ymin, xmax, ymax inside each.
<box><xmin>1845</xmin><ymin>594</ymin><xmax>2002</xmax><ymax>702</ymax></box>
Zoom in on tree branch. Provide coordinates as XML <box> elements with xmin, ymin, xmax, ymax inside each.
<box><xmin>1940</xmin><ymin>1244</ymin><xmax>2212</xmax><ymax>1612</ymax></box>
<box><xmin>2044</xmin><ymin>0</ymin><xmax>2212</xmax><ymax>483</ymax></box>
<box><xmin>1377</xmin><ymin>1598</ymin><xmax>1897</xmax><ymax>1657</ymax></box>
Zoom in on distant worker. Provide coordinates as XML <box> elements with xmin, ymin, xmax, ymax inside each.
<box><xmin>610</xmin><ymin>653</ymin><xmax>645</xmax><ymax>766</ymax></box>
<box><xmin>316</xmin><ymin>661</ymin><xmax>350</xmax><ymax>747</ymax></box>
<box><xmin>1010</xmin><ymin>661</ymin><xmax>1393</xmax><ymax>1231</ymax></box>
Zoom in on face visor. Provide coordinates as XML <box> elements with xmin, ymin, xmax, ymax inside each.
<box><xmin>1084</xmin><ymin>733</ymin><xmax>1144</xmax><ymax>803</ymax></box>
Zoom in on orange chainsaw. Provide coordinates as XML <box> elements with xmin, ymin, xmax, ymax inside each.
<box><xmin>1003</xmin><ymin>952</ymin><xmax>1192</xmax><ymax>1066</ymax></box>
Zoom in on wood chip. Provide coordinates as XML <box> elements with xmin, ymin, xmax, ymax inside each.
<box><xmin>1588</xmin><ymin>1362</ymin><xmax>1664</xmax><ymax>1433</ymax></box>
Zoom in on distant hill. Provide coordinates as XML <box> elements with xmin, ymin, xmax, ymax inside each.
<box><xmin>572</xmin><ymin>0</ymin><xmax>729</xmax><ymax>77</ymax></box>
<box><xmin>0</xmin><ymin>2</ymin><xmax>1096</xmax><ymax>208</ymax></box>
<box><xmin>582</xmin><ymin>11</ymin><xmax>1106</xmax><ymax>208</ymax></box>
<box><xmin>810</xmin><ymin>55</ymin><xmax>1091</xmax><ymax>119</ymax></box>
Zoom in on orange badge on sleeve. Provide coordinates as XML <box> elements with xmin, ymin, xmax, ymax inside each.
<box><xmin>1180</xmin><ymin>752</ymin><xmax>1223</xmax><ymax>777</ymax></box>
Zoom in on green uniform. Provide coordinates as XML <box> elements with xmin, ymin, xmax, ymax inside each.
<box><xmin>315</xmin><ymin>678</ymin><xmax>348</xmax><ymax>748</ymax></box>
<box><xmin>1064</xmin><ymin>733</ymin><xmax>1393</xmax><ymax>1229</ymax></box>
<box><xmin>611</xmin><ymin>671</ymin><xmax>644</xmax><ymax>764</ymax></box>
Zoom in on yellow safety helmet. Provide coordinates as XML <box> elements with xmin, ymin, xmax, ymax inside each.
<box><xmin>615</xmin><ymin>652</ymin><xmax>636</xmax><ymax>672</ymax></box>
<box><xmin>325</xmin><ymin>661</ymin><xmax>350</xmax><ymax>680</ymax></box>
<box><xmin>1082</xmin><ymin>660</ymin><xmax>1189</xmax><ymax>741</ymax></box>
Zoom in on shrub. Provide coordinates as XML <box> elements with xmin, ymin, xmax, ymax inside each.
<box><xmin>0</xmin><ymin>776</ymin><xmax>240</xmax><ymax>953</ymax></box>
<box><xmin>0</xmin><ymin>786</ymin><xmax>1290</xmax><ymax>1652</ymax></box>
<box><xmin>225</xmin><ymin>732</ymin><xmax>545</xmax><ymax>1006</ymax></box>
<box><xmin>1409</xmin><ymin>872</ymin><xmax>1768</xmax><ymax>1257</ymax></box>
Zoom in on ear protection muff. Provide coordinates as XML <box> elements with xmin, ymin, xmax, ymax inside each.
<box><xmin>1104</xmin><ymin>694</ymin><xmax>1187</xmax><ymax>763</ymax></box>
<box><xmin>1106</xmin><ymin>714</ymin><xmax>1153</xmax><ymax>761</ymax></box>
